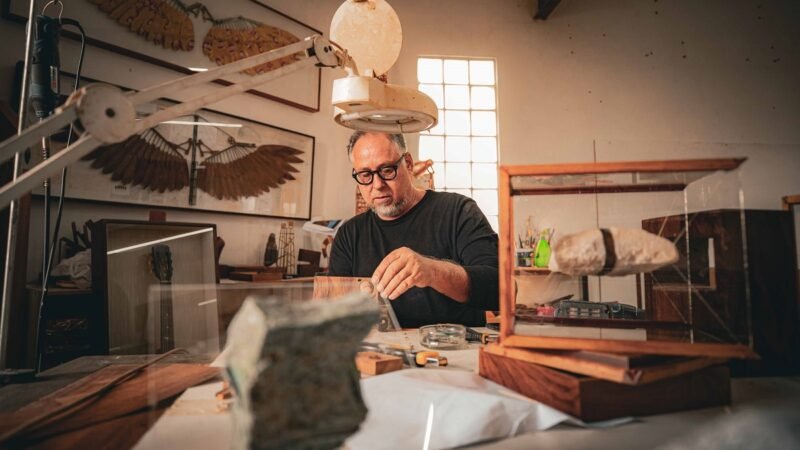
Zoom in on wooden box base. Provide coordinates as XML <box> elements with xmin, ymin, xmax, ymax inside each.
<box><xmin>228</xmin><ymin>270</ymin><xmax>284</xmax><ymax>282</ymax></box>
<box><xmin>479</xmin><ymin>348</ymin><xmax>731</xmax><ymax>422</ymax></box>
<box><xmin>355</xmin><ymin>351</ymin><xmax>403</xmax><ymax>375</ymax></box>
<box><xmin>482</xmin><ymin>343</ymin><xmax>724</xmax><ymax>385</ymax></box>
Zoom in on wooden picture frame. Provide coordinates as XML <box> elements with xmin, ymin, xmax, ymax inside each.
<box><xmin>2</xmin><ymin>0</ymin><xmax>322</xmax><ymax>111</ymax></box>
<box><xmin>48</xmin><ymin>71</ymin><xmax>315</xmax><ymax>219</ymax></box>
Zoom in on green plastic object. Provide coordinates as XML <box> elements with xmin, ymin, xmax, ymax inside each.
<box><xmin>534</xmin><ymin>230</ymin><xmax>551</xmax><ymax>268</ymax></box>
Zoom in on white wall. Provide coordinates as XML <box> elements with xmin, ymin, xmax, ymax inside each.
<box><xmin>392</xmin><ymin>0</ymin><xmax>799</xmax><ymax>166</ymax></box>
<box><xmin>2</xmin><ymin>0</ymin><xmax>799</xmax><ymax>282</ymax></box>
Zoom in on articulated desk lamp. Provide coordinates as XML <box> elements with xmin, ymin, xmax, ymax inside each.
<box><xmin>0</xmin><ymin>0</ymin><xmax>437</xmax><ymax>367</ymax></box>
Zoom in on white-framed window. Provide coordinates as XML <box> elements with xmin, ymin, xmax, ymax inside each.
<box><xmin>417</xmin><ymin>57</ymin><xmax>499</xmax><ymax>231</ymax></box>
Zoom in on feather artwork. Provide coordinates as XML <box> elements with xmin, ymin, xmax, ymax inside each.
<box><xmin>202</xmin><ymin>17</ymin><xmax>303</xmax><ymax>75</ymax></box>
<box><xmin>81</xmin><ymin>115</ymin><xmax>304</xmax><ymax>201</ymax></box>
<box><xmin>197</xmin><ymin>143</ymin><xmax>304</xmax><ymax>200</ymax></box>
<box><xmin>87</xmin><ymin>0</ymin><xmax>194</xmax><ymax>50</ymax></box>
<box><xmin>81</xmin><ymin>128</ymin><xmax>190</xmax><ymax>193</ymax></box>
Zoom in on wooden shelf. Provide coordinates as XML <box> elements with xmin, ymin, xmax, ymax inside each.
<box><xmin>505</xmin><ymin>158</ymin><xmax>746</xmax><ymax>196</ymax></box>
<box><xmin>514</xmin><ymin>267</ymin><xmax>552</xmax><ymax>275</ymax></box>
<box><xmin>515</xmin><ymin>314</ymin><xmax>690</xmax><ymax>331</ymax></box>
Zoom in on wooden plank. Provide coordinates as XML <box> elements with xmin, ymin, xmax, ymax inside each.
<box><xmin>355</xmin><ymin>351</ymin><xmax>403</xmax><ymax>376</ymax></box>
<box><xmin>479</xmin><ymin>348</ymin><xmax>731</xmax><ymax>422</ymax></box>
<box><xmin>566</xmin><ymin>351</ymin><xmax>660</xmax><ymax>369</ymax></box>
<box><xmin>16</xmin><ymin>365</ymin><xmax>134</xmax><ymax>415</ymax></box>
<box><xmin>0</xmin><ymin>354</ymin><xmax>210</xmax><ymax>413</ymax></box>
<box><xmin>512</xmin><ymin>183</ymin><xmax>687</xmax><ymax>195</ymax></box>
<box><xmin>501</xmin><ymin>158</ymin><xmax>746</xmax><ymax>177</ymax></box>
<box><xmin>25</xmin><ymin>404</ymin><xmax>168</xmax><ymax>450</ymax></box>
<box><xmin>0</xmin><ymin>364</ymin><xmax>219</xmax><ymax>442</ymax></box>
<box><xmin>498</xmin><ymin>166</ymin><xmax>514</xmax><ymax>341</ymax></box>
<box><xmin>501</xmin><ymin>334</ymin><xmax>757</xmax><ymax>359</ymax></box>
<box><xmin>228</xmin><ymin>271</ymin><xmax>283</xmax><ymax>282</ymax></box>
<box><xmin>278</xmin><ymin>276</ymin><xmax>316</xmax><ymax>283</ymax></box>
<box><xmin>483</xmin><ymin>344</ymin><xmax>723</xmax><ymax>385</ymax></box>
<box><xmin>485</xmin><ymin>344</ymin><xmax>633</xmax><ymax>385</ymax></box>
<box><xmin>312</xmin><ymin>275</ymin><xmax>373</xmax><ymax>300</ymax></box>
<box><xmin>782</xmin><ymin>194</ymin><xmax>800</xmax><ymax>210</ymax></box>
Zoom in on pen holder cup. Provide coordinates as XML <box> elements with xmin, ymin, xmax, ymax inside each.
<box><xmin>516</xmin><ymin>249</ymin><xmax>533</xmax><ymax>267</ymax></box>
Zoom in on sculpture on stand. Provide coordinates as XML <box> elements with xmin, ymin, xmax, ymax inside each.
<box><xmin>263</xmin><ymin>233</ymin><xmax>279</xmax><ymax>267</ymax></box>
<box><xmin>277</xmin><ymin>222</ymin><xmax>296</xmax><ymax>276</ymax></box>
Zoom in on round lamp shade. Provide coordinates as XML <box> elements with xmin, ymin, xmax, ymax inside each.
<box><xmin>330</xmin><ymin>0</ymin><xmax>402</xmax><ymax>77</ymax></box>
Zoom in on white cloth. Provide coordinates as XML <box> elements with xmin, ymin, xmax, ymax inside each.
<box><xmin>51</xmin><ymin>249</ymin><xmax>92</xmax><ymax>289</ymax></box>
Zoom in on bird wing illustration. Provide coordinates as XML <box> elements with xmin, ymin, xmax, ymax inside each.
<box><xmin>81</xmin><ymin>128</ymin><xmax>190</xmax><ymax>193</ymax></box>
<box><xmin>202</xmin><ymin>17</ymin><xmax>303</xmax><ymax>75</ymax></box>
<box><xmin>87</xmin><ymin>0</ymin><xmax>194</xmax><ymax>51</ymax></box>
<box><xmin>197</xmin><ymin>144</ymin><xmax>304</xmax><ymax>200</ymax></box>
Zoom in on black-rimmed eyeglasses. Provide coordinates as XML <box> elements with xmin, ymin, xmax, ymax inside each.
<box><xmin>351</xmin><ymin>153</ymin><xmax>407</xmax><ymax>185</ymax></box>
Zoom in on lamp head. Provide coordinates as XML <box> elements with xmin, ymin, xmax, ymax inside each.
<box><xmin>330</xmin><ymin>0</ymin><xmax>437</xmax><ymax>133</ymax></box>
<box><xmin>330</xmin><ymin>0</ymin><xmax>402</xmax><ymax>77</ymax></box>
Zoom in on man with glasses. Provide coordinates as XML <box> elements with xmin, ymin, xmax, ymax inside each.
<box><xmin>328</xmin><ymin>131</ymin><xmax>498</xmax><ymax>327</ymax></box>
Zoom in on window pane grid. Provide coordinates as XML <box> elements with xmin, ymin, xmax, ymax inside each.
<box><xmin>418</xmin><ymin>57</ymin><xmax>498</xmax><ymax>231</ymax></box>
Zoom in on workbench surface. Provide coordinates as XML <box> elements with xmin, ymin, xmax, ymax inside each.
<box><xmin>2</xmin><ymin>335</ymin><xmax>799</xmax><ymax>449</ymax></box>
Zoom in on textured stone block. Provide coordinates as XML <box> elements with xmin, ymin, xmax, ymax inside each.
<box><xmin>225</xmin><ymin>293</ymin><xmax>378</xmax><ymax>450</ymax></box>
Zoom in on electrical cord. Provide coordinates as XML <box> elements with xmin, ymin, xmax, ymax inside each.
<box><xmin>35</xmin><ymin>18</ymin><xmax>86</xmax><ymax>373</ymax></box>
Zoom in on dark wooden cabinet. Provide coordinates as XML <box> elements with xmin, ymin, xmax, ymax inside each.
<box><xmin>26</xmin><ymin>286</ymin><xmax>105</xmax><ymax>370</ymax></box>
<box><xmin>643</xmin><ymin>209</ymin><xmax>799</xmax><ymax>376</ymax></box>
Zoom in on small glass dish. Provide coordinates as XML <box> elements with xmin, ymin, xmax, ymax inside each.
<box><xmin>419</xmin><ymin>323</ymin><xmax>467</xmax><ymax>350</ymax></box>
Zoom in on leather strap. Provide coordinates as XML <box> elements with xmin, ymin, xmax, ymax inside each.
<box><xmin>598</xmin><ymin>228</ymin><xmax>617</xmax><ymax>275</ymax></box>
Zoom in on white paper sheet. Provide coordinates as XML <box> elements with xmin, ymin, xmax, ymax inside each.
<box><xmin>347</xmin><ymin>369</ymin><xmax>575</xmax><ymax>450</ymax></box>
<box><xmin>134</xmin><ymin>368</ymin><xmax>631</xmax><ymax>450</ymax></box>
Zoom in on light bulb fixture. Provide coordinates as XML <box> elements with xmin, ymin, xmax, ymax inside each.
<box><xmin>332</xmin><ymin>76</ymin><xmax>438</xmax><ymax>132</ymax></box>
<box><xmin>330</xmin><ymin>0</ymin><xmax>438</xmax><ymax>133</ymax></box>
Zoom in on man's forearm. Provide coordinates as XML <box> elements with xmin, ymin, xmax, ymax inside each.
<box><xmin>427</xmin><ymin>258</ymin><xmax>470</xmax><ymax>303</ymax></box>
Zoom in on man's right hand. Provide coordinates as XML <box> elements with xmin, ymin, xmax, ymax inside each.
<box><xmin>371</xmin><ymin>247</ymin><xmax>432</xmax><ymax>300</ymax></box>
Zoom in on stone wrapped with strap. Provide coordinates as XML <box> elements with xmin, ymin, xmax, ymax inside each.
<box><xmin>549</xmin><ymin>227</ymin><xmax>679</xmax><ymax>277</ymax></box>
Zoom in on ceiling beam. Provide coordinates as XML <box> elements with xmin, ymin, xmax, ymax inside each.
<box><xmin>533</xmin><ymin>0</ymin><xmax>561</xmax><ymax>20</ymax></box>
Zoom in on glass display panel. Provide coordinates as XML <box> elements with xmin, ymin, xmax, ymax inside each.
<box><xmin>507</xmin><ymin>157</ymin><xmax>751</xmax><ymax>348</ymax></box>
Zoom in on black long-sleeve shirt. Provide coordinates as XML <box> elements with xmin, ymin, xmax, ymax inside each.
<box><xmin>328</xmin><ymin>190</ymin><xmax>498</xmax><ymax>327</ymax></box>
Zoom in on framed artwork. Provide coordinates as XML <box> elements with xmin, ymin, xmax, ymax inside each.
<box><xmin>47</xmin><ymin>72</ymin><xmax>315</xmax><ymax>219</ymax></box>
<box><xmin>2</xmin><ymin>0</ymin><xmax>322</xmax><ymax>111</ymax></box>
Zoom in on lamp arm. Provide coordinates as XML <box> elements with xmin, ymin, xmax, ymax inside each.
<box><xmin>0</xmin><ymin>35</ymin><xmax>347</xmax><ymax>210</ymax></box>
<box><xmin>0</xmin><ymin>106</ymin><xmax>77</xmax><ymax>166</ymax></box>
<box><xmin>0</xmin><ymin>135</ymin><xmax>100</xmax><ymax>207</ymax></box>
<box><xmin>129</xmin><ymin>35</ymin><xmax>341</xmax><ymax>106</ymax></box>
<box><xmin>135</xmin><ymin>57</ymin><xmax>319</xmax><ymax>132</ymax></box>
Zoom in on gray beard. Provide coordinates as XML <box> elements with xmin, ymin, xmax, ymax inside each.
<box><xmin>371</xmin><ymin>197</ymin><xmax>408</xmax><ymax>218</ymax></box>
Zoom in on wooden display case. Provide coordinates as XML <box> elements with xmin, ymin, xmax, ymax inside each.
<box><xmin>497</xmin><ymin>158</ymin><xmax>760</xmax><ymax>359</ymax></box>
<box><xmin>91</xmin><ymin>220</ymin><xmax>220</xmax><ymax>355</ymax></box>
<box><xmin>642</xmin><ymin>209</ymin><xmax>799</xmax><ymax>375</ymax></box>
